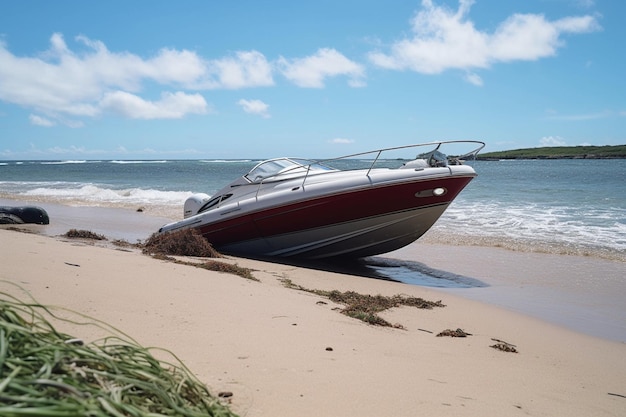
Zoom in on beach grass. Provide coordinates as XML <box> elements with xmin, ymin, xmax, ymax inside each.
<box><xmin>0</xmin><ymin>291</ymin><xmax>238</xmax><ymax>417</ymax></box>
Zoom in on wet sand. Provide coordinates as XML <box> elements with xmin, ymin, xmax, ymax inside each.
<box><xmin>381</xmin><ymin>244</ymin><xmax>626</xmax><ymax>342</ymax></box>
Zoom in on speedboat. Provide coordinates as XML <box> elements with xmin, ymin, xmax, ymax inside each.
<box><xmin>159</xmin><ymin>140</ymin><xmax>484</xmax><ymax>259</ymax></box>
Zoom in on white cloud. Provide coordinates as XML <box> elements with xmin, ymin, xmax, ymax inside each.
<box><xmin>464</xmin><ymin>72</ymin><xmax>483</xmax><ymax>86</ymax></box>
<box><xmin>0</xmin><ymin>38</ymin><xmax>100</xmax><ymax>117</ymax></box>
<box><xmin>28</xmin><ymin>113</ymin><xmax>83</xmax><ymax>128</ymax></box>
<box><xmin>277</xmin><ymin>48</ymin><xmax>365</xmax><ymax>88</ymax></box>
<box><xmin>329</xmin><ymin>138</ymin><xmax>355</xmax><ymax>144</ymax></box>
<box><xmin>29</xmin><ymin>114</ymin><xmax>55</xmax><ymax>127</ymax></box>
<box><xmin>100</xmin><ymin>91</ymin><xmax>209</xmax><ymax>119</ymax></box>
<box><xmin>237</xmin><ymin>99</ymin><xmax>270</xmax><ymax>118</ymax></box>
<box><xmin>0</xmin><ymin>34</ymin><xmax>268</xmax><ymax>124</ymax></box>
<box><xmin>368</xmin><ymin>0</ymin><xmax>600</xmax><ymax>81</ymax></box>
<box><xmin>576</xmin><ymin>0</ymin><xmax>595</xmax><ymax>9</ymax></box>
<box><xmin>540</xmin><ymin>136</ymin><xmax>567</xmax><ymax>146</ymax></box>
<box><xmin>202</xmin><ymin>51</ymin><xmax>274</xmax><ymax>89</ymax></box>
<box><xmin>63</xmin><ymin>119</ymin><xmax>85</xmax><ymax>128</ymax></box>
<box><xmin>546</xmin><ymin>110</ymin><xmax>612</xmax><ymax>121</ymax></box>
<box><xmin>47</xmin><ymin>145</ymin><xmax>90</xmax><ymax>154</ymax></box>
<box><xmin>0</xmin><ymin>142</ymin><xmax>203</xmax><ymax>159</ymax></box>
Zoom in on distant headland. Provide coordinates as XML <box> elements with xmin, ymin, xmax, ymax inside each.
<box><xmin>476</xmin><ymin>145</ymin><xmax>626</xmax><ymax>160</ymax></box>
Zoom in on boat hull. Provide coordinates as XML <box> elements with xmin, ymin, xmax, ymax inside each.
<box><xmin>192</xmin><ymin>174</ymin><xmax>474</xmax><ymax>259</ymax></box>
<box><xmin>219</xmin><ymin>202</ymin><xmax>449</xmax><ymax>259</ymax></box>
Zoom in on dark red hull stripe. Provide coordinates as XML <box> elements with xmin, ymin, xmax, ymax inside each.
<box><xmin>198</xmin><ymin>175</ymin><xmax>473</xmax><ymax>248</ymax></box>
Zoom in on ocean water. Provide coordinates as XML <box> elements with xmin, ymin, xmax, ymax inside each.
<box><xmin>1</xmin><ymin>158</ymin><xmax>624</xmax><ymax>261</ymax></box>
<box><xmin>1</xmin><ymin>157</ymin><xmax>625</xmax><ymax>341</ymax></box>
<box><xmin>434</xmin><ymin>159</ymin><xmax>626</xmax><ymax>261</ymax></box>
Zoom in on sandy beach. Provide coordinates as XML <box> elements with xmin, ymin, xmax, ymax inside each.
<box><xmin>1</xmin><ymin>222</ymin><xmax>625</xmax><ymax>417</ymax></box>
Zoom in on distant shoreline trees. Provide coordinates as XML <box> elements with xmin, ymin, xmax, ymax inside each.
<box><xmin>477</xmin><ymin>145</ymin><xmax>626</xmax><ymax>160</ymax></box>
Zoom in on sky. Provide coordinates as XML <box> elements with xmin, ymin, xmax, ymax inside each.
<box><xmin>0</xmin><ymin>0</ymin><xmax>624</xmax><ymax>160</ymax></box>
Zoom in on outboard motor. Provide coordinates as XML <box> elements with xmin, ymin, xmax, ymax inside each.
<box><xmin>183</xmin><ymin>193</ymin><xmax>211</xmax><ymax>219</ymax></box>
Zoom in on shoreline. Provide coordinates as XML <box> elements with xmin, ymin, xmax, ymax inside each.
<box><xmin>2</xmin><ymin>197</ymin><xmax>625</xmax><ymax>343</ymax></box>
<box><xmin>381</xmin><ymin>244</ymin><xmax>626</xmax><ymax>343</ymax></box>
<box><xmin>2</xmin><ymin>227</ymin><xmax>625</xmax><ymax>417</ymax></box>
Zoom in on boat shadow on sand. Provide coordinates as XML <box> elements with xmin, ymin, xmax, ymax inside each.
<box><xmin>244</xmin><ymin>254</ymin><xmax>488</xmax><ymax>289</ymax></box>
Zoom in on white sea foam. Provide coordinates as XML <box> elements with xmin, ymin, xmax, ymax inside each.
<box><xmin>435</xmin><ymin>200</ymin><xmax>626</xmax><ymax>258</ymax></box>
<box><xmin>24</xmin><ymin>185</ymin><xmax>190</xmax><ymax>205</ymax></box>
<box><xmin>109</xmin><ymin>160</ymin><xmax>168</xmax><ymax>164</ymax></box>
<box><xmin>40</xmin><ymin>160</ymin><xmax>88</xmax><ymax>165</ymax></box>
<box><xmin>200</xmin><ymin>159</ymin><xmax>254</xmax><ymax>163</ymax></box>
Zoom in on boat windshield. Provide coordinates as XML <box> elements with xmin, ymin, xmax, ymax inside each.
<box><xmin>416</xmin><ymin>150</ymin><xmax>449</xmax><ymax>167</ymax></box>
<box><xmin>245</xmin><ymin>158</ymin><xmax>334</xmax><ymax>183</ymax></box>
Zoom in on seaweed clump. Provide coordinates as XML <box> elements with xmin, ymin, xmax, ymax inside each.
<box><xmin>63</xmin><ymin>229</ymin><xmax>106</xmax><ymax>240</ymax></box>
<box><xmin>437</xmin><ymin>328</ymin><xmax>472</xmax><ymax>337</ymax></box>
<box><xmin>194</xmin><ymin>260</ymin><xmax>257</xmax><ymax>281</ymax></box>
<box><xmin>282</xmin><ymin>279</ymin><xmax>444</xmax><ymax>328</ymax></box>
<box><xmin>328</xmin><ymin>291</ymin><xmax>444</xmax><ymax>327</ymax></box>
<box><xmin>141</xmin><ymin>229</ymin><xmax>257</xmax><ymax>281</ymax></box>
<box><xmin>490</xmin><ymin>338</ymin><xmax>518</xmax><ymax>353</ymax></box>
<box><xmin>142</xmin><ymin>229</ymin><xmax>221</xmax><ymax>258</ymax></box>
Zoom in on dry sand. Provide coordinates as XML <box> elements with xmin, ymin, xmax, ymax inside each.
<box><xmin>1</xmin><ymin>227</ymin><xmax>625</xmax><ymax>417</ymax></box>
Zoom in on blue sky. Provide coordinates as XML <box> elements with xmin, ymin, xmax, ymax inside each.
<box><xmin>1</xmin><ymin>0</ymin><xmax>624</xmax><ymax>160</ymax></box>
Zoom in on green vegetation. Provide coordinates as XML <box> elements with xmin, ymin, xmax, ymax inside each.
<box><xmin>477</xmin><ymin>144</ymin><xmax>626</xmax><ymax>160</ymax></box>
<box><xmin>0</xmin><ymin>293</ymin><xmax>238</xmax><ymax>417</ymax></box>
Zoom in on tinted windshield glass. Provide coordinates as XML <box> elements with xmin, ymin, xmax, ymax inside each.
<box><xmin>245</xmin><ymin>158</ymin><xmax>337</xmax><ymax>183</ymax></box>
<box><xmin>245</xmin><ymin>159</ymin><xmax>303</xmax><ymax>182</ymax></box>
